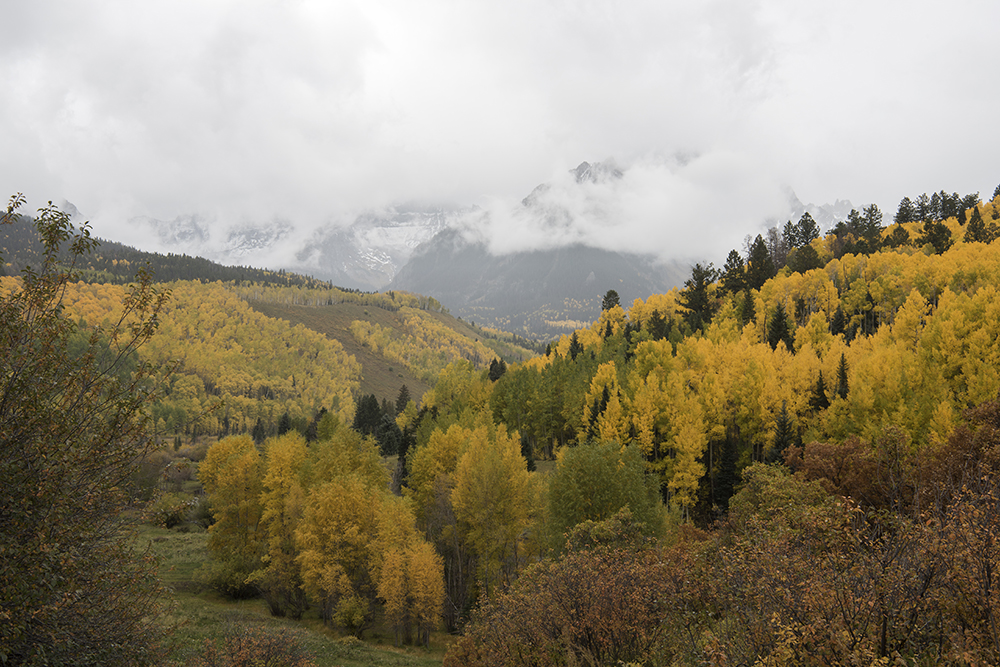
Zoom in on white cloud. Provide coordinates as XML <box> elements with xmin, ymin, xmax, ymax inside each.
<box><xmin>1</xmin><ymin>0</ymin><xmax>997</xmax><ymax>264</ymax></box>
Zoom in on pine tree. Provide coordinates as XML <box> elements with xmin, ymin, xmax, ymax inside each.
<box><xmin>277</xmin><ymin>411</ymin><xmax>293</xmax><ymax>436</ymax></box>
<box><xmin>796</xmin><ymin>212</ymin><xmax>820</xmax><ymax>245</ymax></box>
<box><xmin>809</xmin><ymin>371</ymin><xmax>831</xmax><ymax>411</ymax></box>
<box><xmin>919</xmin><ymin>220</ymin><xmax>954</xmax><ymax>254</ymax></box>
<box><xmin>721</xmin><ymin>249</ymin><xmax>747</xmax><ymax>294</ymax></box>
<box><xmin>836</xmin><ymin>353</ymin><xmax>849</xmax><ymax>400</ymax></box>
<box><xmin>830</xmin><ymin>304</ymin><xmax>847</xmax><ymax>336</ymax></box>
<box><xmin>964</xmin><ymin>207</ymin><xmax>995</xmax><ymax>244</ymax></box>
<box><xmin>766</xmin><ymin>303</ymin><xmax>794</xmax><ymax>352</ymax></box>
<box><xmin>895</xmin><ymin>196</ymin><xmax>916</xmax><ymax>224</ymax></box>
<box><xmin>747</xmin><ymin>234</ymin><xmax>775</xmax><ymax>291</ymax></box>
<box><xmin>395</xmin><ymin>385</ymin><xmax>411</xmax><ymax>416</ymax></box>
<box><xmin>601</xmin><ymin>289</ymin><xmax>620</xmax><ymax>311</ymax></box>
<box><xmin>679</xmin><ymin>262</ymin><xmax>718</xmax><ymax>331</ymax></box>
<box><xmin>488</xmin><ymin>358</ymin><xmax>507</xmax><ymax>382</ymax></box>
<box><xmin>768</xmin><ymin>401</ymin><xmax>795</xmax><ymax>463</ymax></box>
<box><xmin>252</xmin><ymin>417</ymin><xmax>267</xmax><ymax>444</ymax></box>
<box><xmin>740</xmin><ymin>289</ymin><xmax>756</xmax><ymax>327</ymax></box>
<box><xmin>884</xmin><ymin>224</ymin><xmax>911</xmax><ymax>249</ymax></box>
<box><xmin>569</xmin><ymin>332</ymin><xmax>583</xmax><ymax>361</ymax></box>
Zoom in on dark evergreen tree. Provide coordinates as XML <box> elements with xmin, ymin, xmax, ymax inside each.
<box><xmin>603</xmin><ymin>320</ymin><xmax>613</xmax><ymax>339</ymax></box>
<box><xmin>545</xmin><ymin>342</ymin><xmax>552</xmax><ymax>357</ymax></box>
<box><xmin>395</xmin><ymin>384</ymin><xmax>411</xmax><ymax>415</ymax></box>
<box><xmin>768</xmin><ymin>401</ymin><xmax>795</xmax><ymax>463</ymax></box>
<box><xmin>601</xmin><ymin>289</ymin><xmax>620</xmax><ymax>311</ymax></box>
<box><xmin>919</xmin><ymin>220</ymin><xmax>954</xmax><ymax>254</ymax></box>
<box><xmin>251</xmin><ymin>417</ymin><xmax>267</xmax><ymax>445</ymax></box>
<box><xmin>884</xmin><ymin>224</ymin><xmax>911</xmax><ymax>249</ymax></box>
<box><xmin>520</xmin><ymin>434</ymin><xmax>536</xmax><ymax>472</ymax></box>
<box><xmin>746</xmin><ymin>234</ymin><xmax>775</xmax><ymax>291</ymax></box>
<box><xmin>958</xmin><ymin>208</ymin><xmax>967</xmax><ymax>225</ymax></box>
<box><xmin>915</xmin><ymin>193</ymin><xmax>932</xmax><ymax>221</ymax></box>
<box><xmin>962</xmin><ymin>192</ymin><xmax>981</xmax><ymax>210</ymax></box>
<box><xmin>646</xmin><ymin>310</ymin><xmax>668</xmax><ymax>341</ymax></box>
<box><xmin>352</xmin><ymin>393</ymin><xmax>382</xmax><ymax>436</ymax></box>
<box><xmin>720</xmin><ymin>249</ymin><xmax>747</xmax><ymax>294</ymax></box>
<box><xmin>830</xmin><ymin>305</ymin><xmax>847</xmax><ymax>337</ymax></box>
<box><xmin>929</xmin><ymin>192</ymin><xmax>942</xmax><ymax>221</ymax></box>
<box><xmin>941</xmin><ymin>191</ymin><xmax>959</xmax><ymax>220</ymax></box>
<box><xmin>569</xmin><ymin>332</ymin><xmax>583</xmax><ymax>361</ymax></box>
<box><xmin>809</xmin><ymin>371</ymin><xmax>831</xmax><ymax>411</ymax></box>
<box><xmin>781</xmin><ymin>220</ymin><xmax>799</xmax><ymax>250</ymax></box>
<box><xmin>796</xmin><ymin>212</ymin><xmax>821</xmax><ymax>245</ymax></box>
<box><xmin>857</xmin><ymin>204</ymin><xmax>884</xmax><ymax>252</ymax></box>
<box><xmin>305</xmin><ymin>407</ymin><xmax>327</xmax><ymax>442</ymax></box>
<box><xmin>739</xmin><ymin>289</ymin><xmax>756</xmax><ymax>327</ymax></box>
<box><xmin>993</xmin><ymin>183</ymin><xmax>1000</xmax><ymax>201</ymax></box>
<box><xmin>787</xmin><ymin>244</ymin><xmax>823</xmax><ymax>274</ymax></box>
<box><xmin>895</xmin><ymin>196</ymin><xmax>916</xmax><ymax>224</ymax></box>
<box><xmin>836</xmin><ymin>353</ymin><xmax>849</xmax><ymax>400</ymax></box>
<box><xmin>277</xmin><ymin>411</ymin><xmax>292</xmax><ymax>436</ymax></box>
<box><xmin>679</xmin><ymin>262</ymin><xmax>718</xmax><ymax>331</ymax></box>
<box><xmin>376</xmin><ymin>413</ymin><xmax>402</xmax><ymax>457</ymax></box>
<box><xmin>766</xmin><ymin>303</ymin><xmax>794</xmax><ymax>352</ymax></box>
<box><xmin>488</xmin><ymin>358</ymin><xmax>508</xmax><ymax>382</ymax></box>
<box><xmin>964</xmin><ymin>207</ymin><xmax>996</xmax><ymax>244</ymax></box>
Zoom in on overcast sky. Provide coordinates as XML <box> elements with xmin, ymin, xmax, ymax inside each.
<box><xmin>2</xmin><ymin>0</ymin><xmax>998</xmax><ymax>263</ymax></box>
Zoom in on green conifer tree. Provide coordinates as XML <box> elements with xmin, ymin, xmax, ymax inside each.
<box><xmin>766</xmin><ymin>303</ymin><xmax>794</xmax><ymax>352</ymax></box>
<box><xmin>809</xmin><ymin>371</ymin><xmax>831</xmax><ymax>411</ymax></box>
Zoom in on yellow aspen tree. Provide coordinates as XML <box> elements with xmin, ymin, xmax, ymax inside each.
<box><xmin>662</xmin><ymin>375</ymin><xmax>707</xmax><ymax>510</ymax></box>
<box><xmin>450</xmin><ymin>425</ymin><xmax>534</xmax><ymax>597</ymax></box>
<box><xmin>306</xmin><ymin>423</ymin><xmax>388</xmax><ymax>491</ymax></box>
<box><xmin>377</xmin><ymin>547</ymin><xmax>410</xmax><ymax>645</ymax></box>
<box><xmin>250</xmin><ymin>432</ymin><xmax>309</xmax><ymax>618</ymax></box>
<box><xmin>405</xmin><ymin>423</ymin><xmax>475</xmax><ymax>521</ymax></box>
<box><xmin>407</xmin><ymin>541</ymin><xmax>446</xmax><ymax>647</ymax></box>
<box><xmin>198</xmin><ymin>434</ymin><xmax>265</xmax><ymax>596</ymax></box>
<box><xmin>295</xmin><ymin>475</ymin><xmax>379</xmax><ymax>629</ymax></box>
<box><xmin>581</xmin><ymin>360</ymin><xmax>628</xmax><ymax>443</ymax></box>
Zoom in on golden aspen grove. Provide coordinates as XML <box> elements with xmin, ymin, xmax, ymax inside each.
<box><xmin>9</xmin><ymin>187</ymin><xmax>1000</xmax><ymax>665</ymax></box>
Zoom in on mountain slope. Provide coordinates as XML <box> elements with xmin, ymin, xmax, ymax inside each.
<box><xmin>389</xmin><ymin>229</ymin><xmax>688</xmax><ymax>340</ymax></box>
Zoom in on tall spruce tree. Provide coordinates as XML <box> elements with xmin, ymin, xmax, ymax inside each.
<box><xmin>747</xmin><ymin>234</ymin><xmax>775</xmax><ymax>291</ymax></box>
<box><xmin>809</xmin><ymin>371</ymin><xmax>831</xmax><ymax>411</ymax></box>
<box><xmin>721</xmin><ymin>249</ymin><xmax>747</xmax><ymax>294</ymax></box>
<box><xmin>766</xmin><ymin>303</ymin><xmax>794</xmax><ymax>352</ymax></box>
<box><xmin>836</xmin><ymin>353</ymin><xmax>849</xmax><ymax>400</ymax></box>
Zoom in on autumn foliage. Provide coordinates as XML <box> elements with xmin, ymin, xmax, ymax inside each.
<box><xmin>0</xmin><ymin>196</ymin><xmax>169</xmax><ymax>664</ymax></box>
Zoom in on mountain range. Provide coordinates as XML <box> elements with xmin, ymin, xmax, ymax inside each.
<box><xmin>62</xmin><ymin>162</ymin><xmax>853</xmax><ymax>340</ymax></box>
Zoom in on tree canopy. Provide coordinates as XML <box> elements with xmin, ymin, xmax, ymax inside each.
<box><xmin>0</xmin><ymin>195</ymin><xmax>170</xmax><ymax>664</ymax></box>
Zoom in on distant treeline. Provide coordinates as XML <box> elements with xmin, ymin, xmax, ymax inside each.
<box><xmin>0</xmin><ymin>212</ymin><xmax>342</xmax><ymax>289</ymax></box>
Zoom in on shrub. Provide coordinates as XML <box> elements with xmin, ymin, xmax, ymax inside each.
<box><xmin>187</xmin><ymin>622</ymin><xmax>314</xmax><ymax>667</ymax></box>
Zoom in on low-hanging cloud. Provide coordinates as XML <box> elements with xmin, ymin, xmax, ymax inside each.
<box><xmin>467</xmin><ymin>155</ymin><xmax>791</xmax><ymax>264</ymax></box>
<box><xmin>1</xmin><ymin>0</ymin><xmax>998</xmax><ymax>266</ymax></box>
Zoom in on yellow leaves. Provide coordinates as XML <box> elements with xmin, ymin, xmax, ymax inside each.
<box><xmin>200</xmin><ymin>435</ymin><xmax>265</xmax><ymax>563</ymax></box>
<box><xmin>891</xmin><ymin>289</ymin><xmax>929</xmax><ymax>351</ymax></box>
<box><xmin>295</xmin><ymin>476</ymin><xmax>378</xmax><ymax>604</ymax></box>
<box><xmin>581</xmin><ymin>361</ymin><xmax>629</xmax><ymax>443</ymax></box>
<box><xmin>405</xmin><ymin>423</ymin><xmax>476</xmax><ymax>517</ymax></box>
<box><xmin>349</xmin><ymin>307</ymin><xmax>498</xmax><ymax>383</ymax></box>
<box><xmin>308</xmin><ymin>427</ymin><xmax>388</xmax><ymax>492</ymax></box>
<box><xmin>451</xmin><ymin>425</ymin><xmax>533</xmax><ymax>557</ymax></box>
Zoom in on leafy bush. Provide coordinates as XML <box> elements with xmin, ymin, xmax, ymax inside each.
<box><xmin>147</xmin><ymin>492</ymin><xmax>199</xmax><ymax>528</ymax></box>
<box><xmin>187</xmin><ymin>622</ymin><xmax>314</xmax><ymax>667</ymax></box>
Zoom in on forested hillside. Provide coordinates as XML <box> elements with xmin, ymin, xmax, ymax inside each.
<box><xmin>11</xmin><ymin>185</ymin><xmax>1000</xmax><ymax>665</ymax></box>
<box><xmin>1</xmin><ymin>214</ymin><xmax>538</xmax><ymax>444</ymax></box>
